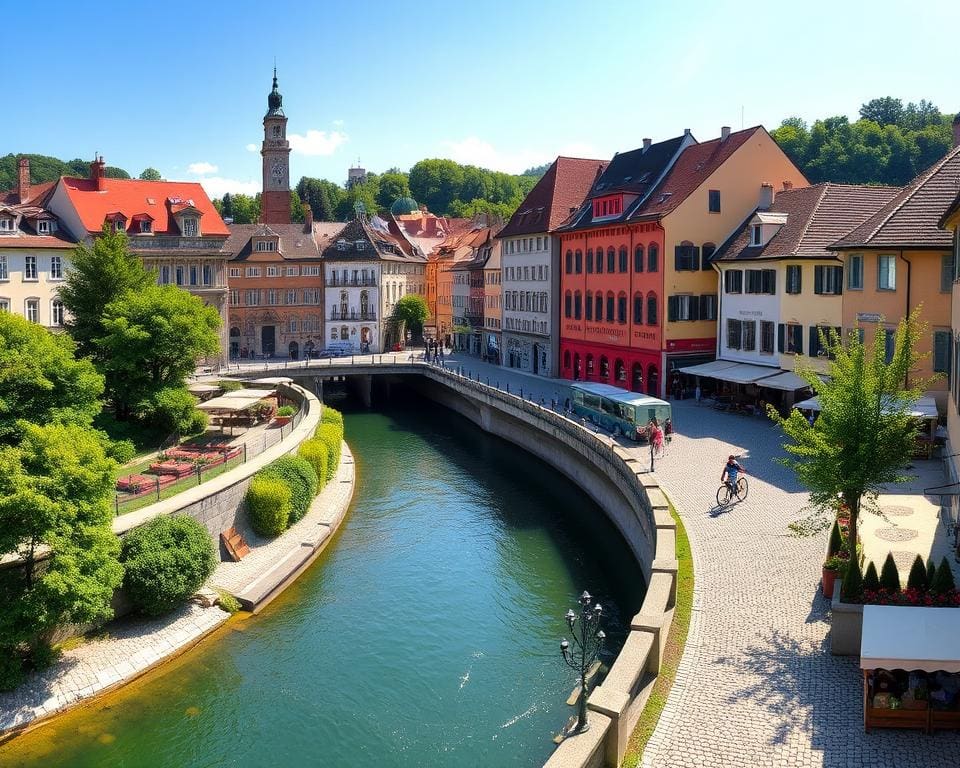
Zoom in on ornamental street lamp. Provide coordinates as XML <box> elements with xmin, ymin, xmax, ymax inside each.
<box><xmin>560</xmin><ymin>590</ymin><xmax>606</xmax><ymax>733</ymax></box>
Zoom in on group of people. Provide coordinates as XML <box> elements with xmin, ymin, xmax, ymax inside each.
<box><xmin>424</xmin><ymin>340</ymin><xmax>445</xmax><ymax>364</ymax></box>
<box><xmin>635</xmin><ymin>415</ymin><xmax>671</xmax><ymax>454</ymax></box>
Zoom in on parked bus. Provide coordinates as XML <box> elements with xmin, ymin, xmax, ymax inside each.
<box><xmin>570</xmin><ymin>383</ymin><xmax>672</xmax><ymax>440</ymax></box>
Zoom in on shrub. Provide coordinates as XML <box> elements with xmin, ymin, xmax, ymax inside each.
<box><xmin>0</xmin><ymin>650</ymin><xmax>25</xmax><ymax>692</ymax></box>
<box><xmin>216</xmin><ymin>590</ymin><xmax>242</xmax><ymax>614</ymax></box>
<box><xmin>298</xmin><ymin>439</ymin><xmax>328</xmax><ymax>493</ymax></box>
<box><xmin>184</xmin><ymin>409</ymin><xmax>208</xmax><ymax>436</ymax></box>
<box><xmin>827</xmin><ymin>520</ymin><xmax>843</xmax><ymax>558</ymax></box>
<box><xmin>879</xmin><ymin>552</ymin><xmax>900</xmax><ymax>592</ymax></box>
<box><xmin>219</xmin><ymin>380</ymin><xmax>244</xmax><ymax>392</ymax></box>
<box><xmin>107</xmin><ymin>438</ymin><xmax>136</xmax><ymax>464</ymax></box>
<box><xmin>258</xmin><ymin>455</ymin><xmax>318</xmax><ymax>524</ymax></box>
<box><xmin>862</xmin><ymin>561</ymin><xmax>880</xmax><ymax>592</ymax></box>
<box><xmin>907</xmin><ymin>555</ymin><xmax>928</xmax><ymax>591</ymax></box>
<box><xmin>931</xmin><ymin>557</ymin><xmax>957</xmax><ymax>595</ymax></box>
<box><xmin>927</xmin><ymin>558</ymin><xmax>937</xmax><ymax>586</ymax></box>
<box><xmin>276</xmin><ymin>405</ymin><xmax>296</xmax><ymax>418</ymax></box>
<box><xmin>246</xmin><ymin>476</ymin><xmax>291</xmax><ymax>537</ymax></box>
<box><xmin>842</xmin><ymin>557</ymin><xmax>863</xmax><ymax>601</ymax></box>
<box><xmin>121</xmin><ymin>515</ymin><xmax>216</xmax><ymax>617</ymax></box>
<box><xmin>321</xmin><ymin>406</ymin><xmax>343</xmax><ymax>428</ymax></box>
<box><xmin>315</xmin><ymin>423</ymin><xmax>342</xmax><ymax>482</ymax></box>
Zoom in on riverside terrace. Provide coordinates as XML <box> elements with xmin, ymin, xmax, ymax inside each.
<box><xmin>198</xmin><ymin>352</ymin><xmax>960</xmax><ymax>768</ymax></box>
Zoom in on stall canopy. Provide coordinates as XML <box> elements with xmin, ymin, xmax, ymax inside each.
<box><xmin>754</xmin><ymin>371</ymin><xmax>812</xmax><ymax>392</ymax></box>
<box><xmin>861</xmin><ymin>605</ymin><xmax>960</xmax><ymax>673</ymax></box>
<box><xmin>187</xmin><ymin>383</ymin><xmax>221</xmax><ymax>394</ymax></box>
<box><xmin>679</xmin><ymin>360</ymin><xmax>814</xmax><ymax>390</ymax></box>
<box><xmin>709</xmin><ymin>363</ymin><xmax>783</xmax><ymax>385</ymax></box>
<box><xmin>226</xmin><ymin>388</ymin><xmax>276</xmax><ymax>400</ymax></box>
<box><xmin>196</xmin><ymin>396</ymin><xmax>263</xmax><ymax>412</ymax></box>
<box><xmin>678</xmin><ymin>360</ymin><xmax>740</xmax><ymax>377</ymax></box>
<box><xmin>795</xmin><ymin>395</ymin><xmax>938</xmax><ymax>420</ymax></box>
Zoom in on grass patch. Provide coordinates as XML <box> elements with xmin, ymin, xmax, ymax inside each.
<box><xmin>621</xmin><ymin>500</ymin><xmax>694</xmax><ymax>767</ymax></box>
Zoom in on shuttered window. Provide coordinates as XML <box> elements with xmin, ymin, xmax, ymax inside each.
<box><xmin>724</xmin><ymin>269</ymin><xmax>743</xmax><ymax>294</ymax></box>
<box><xmin>934</xmin><ymin>330</ymin><xmax>952</xmax><ymax>377</ymax></box>
<box><xmin>786</xmin><ymin>265</ymin><xmax>802</xmax><ymax>294</ymax></box>
<box><xmin>814</xmin><ymin>265</ymin><xmax>843</xmax><ymax>295</ymax></box>
<box><xmin>726</xmin><ymin>319</ymin><xmax>742</xmax><ymax>350</ymax></box>
<box><xmin>699</xmin><ymin>294</ymin><xmax>717</xmax><ymax>321</ymax></box>
<box><xmin>941</xmin><ymin>256</ymin><xmax>954</xmax><ymax>293</ymax></box>
<box><xmin>760</xmin><ymin>321</ymin><xmax>775</xmax><ymax>354</ymax></box>
<box><xmin>742</xmin><ymin>321</ymin><xmax>757</xmax><ymax>351</ymax></box>
<box><xmin>674</xmin><ymin>244</ymin><xmax>700</xmax><ymax>271</ymax></box>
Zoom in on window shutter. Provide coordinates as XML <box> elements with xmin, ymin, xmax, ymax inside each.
<box><xmin>814</xmin><ymin>265</ymin><xmax>824</xmax><ymax>294</ymax></box>
<box><xmin>691</xmin><ymin>246</ymin><xmax>701</xmax><ymax>271</ymax></box>
<box><xmin>699</xmin><ymin>294</ymin><xmax>709</xmax><ymax>320</ymax></box>
<box><xmin>675</xmin><ymin>246</ymin><xmax>684</xmax><ymax>271</ymax></box>
<box><xmin>793</xmin><ymin>325</ymin><xmax>804</xmax><ymax>354</ymax></box>
<box><xmin>834</xmin><ymin>266</ymin><xmax>843</xmax><ymax>295</ymax></box>
<box><xmin>667</xmin><ymin>295</ymin><xmax>678</xmax><ymax>322</ymax></box>
<box><xmin>809</xmin><ymin>327</ymin><xmax>819</xmax><ymax>358</ymax></box>
<box><xmin>701</xmin><ymin>245</ymin><xmax>715</xmax><ymax>270</ymax></box>
<box><xmin>724</xmin><ymin>271</ymin><xmax>731</xmax><ymax>292</ymax></box>
<box><xmin>778</xmin><ymin>323</ymin><xmax>785</xmax><ymax>353</ymax></box>
<box><xmin>690</xmin><ymin>296</ymin><xmax>700</xmax><ymax>321</ymax></box>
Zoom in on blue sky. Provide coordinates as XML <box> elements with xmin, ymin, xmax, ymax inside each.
<box><xmin>7</xmin><ymin>0</ymin><xmax>957</xmax><ymax>198</ymax></box>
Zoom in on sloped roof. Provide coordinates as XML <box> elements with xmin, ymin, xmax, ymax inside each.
<box><xmin>0</xmin><ymin>180</ymin><xmax>55</xmax><ymax>207</ymax></box>
<box><xmin>225</xmin><ymin>222</ymin><xmax>322</xmax><ymax>261</ymax></box>
<box><xmin>713</xmin><ymin>183</ymin><xmax>902</xmax><ymax>262</ymax></box>
<box><xmin>497</xmin><ymin>156</ymin><xmax>607</xmax><ymax>238</ymax></box>
<box><xmin>60</xmin><ymin>177</ymin><xmax>229</xmax><ymax>236</ymax></box>
<box><xmin>830</xmin><ymin>145</ymin><xmax>960</xmax><ymax>250</ymax></box>
<box><xmin>320</xmin><ymin>217</ymin><xmax>424</xmax><ymax>262</ymax></box>
<box><xmin>0</xmin><ymin>181</ymin><xmax>76</xmax><ymax>248</ymax></box>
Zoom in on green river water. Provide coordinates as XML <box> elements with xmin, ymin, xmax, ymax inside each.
<box><xmin>0</xmin><ymin>389</ymin><xmax>645</xmax><ymax>767</ymax></box>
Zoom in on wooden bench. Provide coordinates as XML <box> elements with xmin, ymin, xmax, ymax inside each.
<box><xmin>220</xmin><ymin>526</ymin><xmax>251</xmax><ymax>562</ymax></box>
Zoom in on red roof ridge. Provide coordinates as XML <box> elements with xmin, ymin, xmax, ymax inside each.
<box><xmin>790</xmin><ymin>184</ymin><xmax>831</xmax><ymax>252</ymax></box>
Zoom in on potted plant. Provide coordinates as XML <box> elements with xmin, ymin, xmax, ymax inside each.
<box><xmin>274</xmin><ymin>405</ymin><xmax>296</xmax><ymax>426</ymax></box>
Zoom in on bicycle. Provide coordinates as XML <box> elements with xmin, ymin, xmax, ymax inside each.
<box><xmin>716</xmin><ymin>476</ymin><xmax>749</xmax><ymax>506</ymax></box>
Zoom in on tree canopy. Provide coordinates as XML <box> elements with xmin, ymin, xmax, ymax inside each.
<box><xmin>138</xmin><ymin>167</ymin><xmax>162</xmax><ymax>181</ymax></box>
<box><xmin>0</xmin><ymin>154</ymin><xmax>130</xmax><ymax>188</ymax></box>
<box><xmin>391</xmin><ymin>294</ymin><xmax>430</xmax><ymax>336</ymax></box>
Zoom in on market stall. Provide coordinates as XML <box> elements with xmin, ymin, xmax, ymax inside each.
<box><xmin>861</xmin><ymin>605</ymin><xmax>960</xmax><ymax>732</ymax></box>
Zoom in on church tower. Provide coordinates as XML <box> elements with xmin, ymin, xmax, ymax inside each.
<box><xmin>261</xmin><ymin>69</ymin><xmax>291</xmax><ymax>224</ymax></box>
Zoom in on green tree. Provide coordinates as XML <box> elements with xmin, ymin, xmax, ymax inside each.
<box><xmin>96</xmin><ymin>285</ymin><xmax>221</xmax><ymax>422</ymax></box>
<box><xmin>0</xmin><ymin>422</ymin><xmax>123</xmax><ymax>688</ymax></box>
<box><xmin>769</xmin><ymin>313</ymin><xmax>927</xmax><ymax>599</ymax></box>
<box><xmin>220</xmin><ymin>192</ymin><xmax>233</xmax><ymax>219</ymax></box>
<box><xmin>58</xmin><ymin>225</ymin><xmax>153</xmax><ymax>359</ymax></box>
<box><xmin>0</xmin><ymin>154</ymin><xmax>130</xmax><ymax>189</ymax></box>
<box><xmin>409</xmin><ymin>159</ymin><xmax>466</xmax><ymax>214</ymax></box>
<box><xmin>0</xmin><ymin>313</ymin><xmax>104</xmax><ymax>446</ymax></box>
<box><xmin>391</xmin><ymin>294</ymin><xmax>430</xmax><ymax>338</ymax></box>
<box><xmin>879</xmin><ymin>552</ymin><xmax>901</xmax><ymax>591</ymax></box>
<box><xmin>138</xmin><ymin>167</ymin><xmax>162</xmax><ymax>181</ymax></box>
<box><xmin>290</xmin><ymin>188</ymin><xmax>305</xmax><ymax>223</ymax></box>
<box><xmin>229</xmin><ymin>193</ymin><xmax>260</xmax><ymax>224</ymax></box>
<box><xmin>859</xmin><ymin>97</ymin><xmax>904</xmax><ymax>127</ymax></box>
<box><xmin>377</xmin><ymin>171</ymin><xmax>412</xmax><ymax>209</ymax></box>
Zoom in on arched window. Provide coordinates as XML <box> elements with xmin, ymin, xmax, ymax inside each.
<box><xmin>619</xmin><ymin>246</ymin><xmax>628</xmax><ymax>273</ymax></box>
<box><xmin>646</xmin><ymin>292</ymin><xmax>658</xmax><ymax>325</ymax></box>
<box><xmin>574</xmin><ymin>290</ymin><xmax>582</xmax><ymax>319</ymax></box>
<box><xmin>606</xmin><ymin>291</ymin><xmax>615</xmax><ymax>322</ymax></box>
<box><xmin>565</xmin><ymin>250</ymin><xmax>573</xmax><ymax>274</ymax></box>
<box><xmin>615</xmin><ymin>359</ymin><xmax>626</xmax><ymax>382</ymax></box>
<box><xmin>360</xmin><ymin>290</ymin><xmax>369</xmax><ymax>315</ymax></box>
<box><xmin>586</xmin><ymin>249</ymin><xmax>594</xmax><ymax>273</ymax></box>
<box><xmin>331</xmin><ymin>328</ymin><xmax>339</xmax><ymax>340</ymax></box>
<box><xmin>564</xmin><ymin>290</ymin><xmax>572</xmax><ymax>318</ymax></box>
<box><xmin>594</xmin><ymin>293</ymin><xmax>603</xmax><ymax>321</ymax></box>
<box><xmin>633</xmin><ymin>292</ymin><xmax>643</xmax><ymax>324</ymax></box>
<box><xmin>596</xmin><ymin>249</ymin><xmax>604</xmax><ymax>274</ymax></box>
<box><xmin>632</xmin><ymin>363</ymin><xmax>643</xmax><ymax>391</ymax></box>
<box><xmin>634</xmin><ymin>245</ymin><xmax>644</xmax><ymax>273</ymax></box>
<box><xmin>607</xmin><ymin>247</ymin><xmax>616</xmax><ymax>273</ymax></box>
<box><xmin>564</xmin><ymin>350</ymin><xmax>571</xmax><ymax>369</ymax></box>
<box><xmin>230</xmin><ymin>326</ymin><xmax>241</xmax><ymax>338</ymax></box>
<box><xmin>647</xmin><ymin>365</ymin><xmax>659</xmax><ymax>397</ymax></box>
<box><xmin>585</xmin><ymin>290</ymin><xmax>593</xmax><ymax>321</ymax></box>
<box><xmin>51</xmin><ymin>299</ymin><xmax>64</xmax><ymax>326</ymax></box>
<box><xmin>599</xmin><ymin>356</ymin><xmax>609</xmax><ymax>379</ymax></box>
<box><xmin>586</xmin><ymin>354</ymin><xmax>595</xmax><ymax>376</ymax></box>
<box><xmin>575</xmin><ymin>250</ymin><xmax>583</xmax><ymax>274</ymax></box>
<box><xmin>648</xmin><ymin>243</ymin><xmax>659</xmax><ymax>272</ymax></box>
<box><xmin>617</xmin><ymin>292</ymin><xmax>627</xmax><ymax>324</ymax></box>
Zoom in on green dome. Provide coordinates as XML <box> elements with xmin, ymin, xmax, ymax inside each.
<box><xmin>390</xmin><ymin>196</ymin><xmax>419</xmax><ymax>215</ymax></box>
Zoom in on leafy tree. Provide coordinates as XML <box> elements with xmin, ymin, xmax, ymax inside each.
<box><xmin>377</xmin><ymin>171</ymin><xmax>412</xmax><ymax>209</ymax></box>
<box><xmin>769</xmin><ymin>313</ymin><xmax>927</xmax><ymax>601</ymax></box>
<box><xmin>0</xmin><ymin>313</ymin><xmax>104</xmax><ymax>446</ymax></box>
<box><xmin>220</xmin><ymin>192</ymin><xmax>233</xmax><ymax>219</ymax></box>
<box><xmin>859</xmin><ymin>97</ymin><xmax>904</xmax><ymax>127</ymax></box>
<box><xmin>229</xmin><ymin>193</ymin><xmax>260</xmax><ymax>224</ymax></box>
<box><xmin>58</xmin><ymin>225</ymin><xmax>153</xmax><ymax>359</ymax></box>
<box><xmin>879</xmin><ymin>552</ymin><xmax>901</xmax><ymax>591</ymax></box>
<box><xmin>297</xmin><ymin>177</ymin><xmax>346</xmax><ymax>221</ymax></box>
<box><xmin>409</xmin><ymin>159</ymin><xmax>466</xmax><ymax>214</ymax></box>
<box><xmin>449</xmin><ymin>197</ymin><xmax>515</xmax><ymax>222</ymax></box>
<box><xmin>290</xmin><ymin>188</ymin><xmax>305</xmax><ymax>223</ymax></box>
<box><xmin>843</xmin><ymin>557</ymin><xmax>864</xmax><ymax>601</ymax></box>
<box><xmin>104</xmin><ymin>166</ymin><xmax>130</xmax><ymax>179</ymax></box>
<box><xmin>522</xmin><ymin>163</ymin><xmax>551</xmax><ymax>178</ymax></box>
<box><xmin>0</xmin><ymin>422</ymin><xmax>123</xmax><ymax>688</ymax></box>
<box><xmin>138</xmin><ymin>167</ymin><xmax>162</xmax><ymax>181</ymax></box>
<box><xmin>96</xmin><ymin>285</ymin><xmax>221</xmax><ymax>422</ymax></box>
<box><xmin>392</xmin><ymin>294</ymin><xmax>429</xmax><ymax>337</ymax></box>
<box><xmin>0</xmin><ymin>154</ymin><xmax>131</xmax><ymax>189</ymax></box>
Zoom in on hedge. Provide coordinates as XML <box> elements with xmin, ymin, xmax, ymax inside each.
<box><xmin>315</xmin><ymin>423</ymin><xmax>343</xmax><ymax>482</ymax></box>
<box><xmin>121</xmin><ymin>515</ymin><xmax>216</xmax><ymax>616</ymax></box>
<box><xmin>258</xmin><ymin>455</ymin><xmax>318</xmax><ymax>524</ymax></box>
<box><xmin>247</xmin><ymin>475</ymin><xmax>292</xmax><ymax>537</ymax></box>
<box><xmin>298</xmin><ymin>438</ymin><xmax>329</xmax><ymax>493</ymax></box>
<box><xmin>321</xmin><ymin>406</ymin><xmax>343</xmax><ymax>428</ymax></box>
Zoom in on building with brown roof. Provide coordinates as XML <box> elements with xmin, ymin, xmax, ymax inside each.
<box><xmin>497</xmin><ymin>156</ymin><xmax>606</xmax><ymax>376</ymax></box>
<box><xmin>434</xmin><ymin>225</ymin><xmax>494</xmax><ymax>347</ymax></box>
<box><xmin>829</xmin><ymin>142</ymin><xmax>960</xmax><ymax>405</ymax></box>
<box><xmin>702</xmin><ymin>182</ymin><xmax>901</xmax><ymax>405</ymax></box>
<box><xmin>0</xmin><ymin>158</ymin><xmax>76</xmax><ymax>328</ymax></box>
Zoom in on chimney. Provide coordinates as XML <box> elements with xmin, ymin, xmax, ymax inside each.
<box><xmin>782</xmin><ymin>180</ymin><xmax>794</xmax><ymax>191</ymax></box>
<box><xmin>642</xmin><ymin>138</ymin><xmax>652</xmax><ymax>152</ymax></box>
<box><xmin>302</xmin><ymin>203</ymin><xmax>313</xmax><ymax>228</ymax></box>
<box><xmin>759</xmin><ymin>183</ymin><xmax>775</xmax><ymax>209</ymax></box>
<box><xmin>683</xmin><ymin>128</ymin><xmax>691</xmax><ymax>137</ymax></box>
<box><xmin>90</xmin><ymin>155</ymin><xmax>106</xmax><ymax>191</ymax></box>
<box><xmin>17</xmin><ymin>157</ymin><xmax>30</xmax><ymax>203</ymax></box>
<box><xmin>953</xmin><ymin>113</ymin><xmax>960</xmax><ymax>148</ymax></box>
<box><xmin>720</xmin><ymin>126</ymin><xmax>731</xmax><ymax>142</ymax></box>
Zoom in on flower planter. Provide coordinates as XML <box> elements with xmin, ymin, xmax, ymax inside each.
<box><xmin>822</xmin><ymin>566</ymin><xmax>840</xmax><ymax>599</ymax></box>
<box><xmin>273</xmin><ymin>416</ymin><xmax>292</xmax><ymax>427</ymax></box>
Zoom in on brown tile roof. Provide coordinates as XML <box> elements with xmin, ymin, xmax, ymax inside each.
<box><xmin>226</xmin><ymin>221</ymin><xmax>322</xmax><ymax>261</ymax></box>
<box><xmin>713</xmin><ymin>183</ymin><xmax>902</xmax><ymax>263</ymax></box>
<box><xmin>0</xmin><ymin>181</ymin><xmax>76</xmax><ymax>248</ymax></box>
<box><xmin>497</xmin><ymin>156</ymin><xmax>608</xmax><ymax>238</ymax></box>
<box><xmin>830</xmin><ymin>145</ymin><xmax>960</xmax><ymax>250</ymax></box>
<box><xmin>0</xmin><ymin>181</ymin><xmax>55</xmax><ymax>207</ymax></box>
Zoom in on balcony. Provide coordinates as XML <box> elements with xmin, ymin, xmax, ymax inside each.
<box><xmin>330</xmin><ymin>309</ymin><xmax>377</xmax><ymax>321</ymax></box>
<box><xmin>327</xmin><ymin>276</ymin><xmax>377</xmax><ymax>287</ymax></box>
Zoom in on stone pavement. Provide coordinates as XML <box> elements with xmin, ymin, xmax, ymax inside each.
<box><xmin>0</xmin><ymin>603</ymin><xmax>227</xmax><ymax>735</ymax></box>
<box><xmin>637</xmin><ymin>400</ymin><xmax>960</xmax><ymax>768</ymax></box>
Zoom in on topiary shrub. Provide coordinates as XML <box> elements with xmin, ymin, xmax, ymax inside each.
<box><xmin>276</xmin><ymin>405</ymin><xmax>296</xmax><ymax>418</ymax></box>
<box><xmin>862</xmin><ymin>561</ymin><xmax>880</xmax><ymax>592</ymax></box>
<box><xmin>246</xmin><ymin>475</ymin><xmax>291</xmax><ymax>537</ymax></box>
<box><xmin>315</xmin><ymin>423</ymin><xmax>342</xmax><ymax>482</ymax></box>
<box><xmin>121</xmin><ymin>515</ymin><xmax>216</xmax><ymax>616</ymax></box>
<box><xmin>927</xmin><ymin>558</ymin><xmax>937</xmax><ymax>587</ymax></box>
<box><xmin>827</xmin><ymin>519</ymin><xmax>843</xmax><ymax>558</ymax></box>
<box><xmin>321</xmin><ymin>406</ymin><xmax>343</xmax><ymax>428</ymax></box>
<box><xmin>931</xmin><ymin>557</ymin><xmax>957</xmax><ymax>595</ymax></box>
<box><xmin>907</xmin><ymin>554</ymin><xmax>928</xmax><ymax>591</ymax></box>
<box><xmin>298</xmin><ymin>439</ymin><xmax>328</xmax><ymax>493</ymax></box>
<box><xmin>258</xmin><ymin>455</ymin><xmax>318</xmax><ymax>524</ymax></box>
<box><xmin>879</xmin><ymin>552</ymin><xmax>900</xmax><ymax>592</ymax></box>
<box><xmin>842</xmin><ymin>557</ymin><xmax>863</xmax><ymax>601</ymax></box>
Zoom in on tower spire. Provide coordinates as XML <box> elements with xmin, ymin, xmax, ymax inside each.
<box><xmin>267</xmin><ymin>66</ymin><xmax>283</xmax><ymax>117</ymax></box>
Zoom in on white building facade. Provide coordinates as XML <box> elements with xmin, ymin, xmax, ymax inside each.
<box><xmin>500</xmin><ymin>233</ymin><xmax>555</xmax><ymax>375</ymax></box>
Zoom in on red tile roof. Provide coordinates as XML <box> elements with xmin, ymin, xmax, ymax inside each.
<box><xmin>497</xmin><ymin>156</ymin><xmax>608</xmax><ymax>238</ymax></box>
<box><xmin>830</xmin><ymin>145</ymin><xmax>960</xmax><ymax>250</ymax></box>
<box><xmin>60</xmin><ymin>177</ymin><xmax>230</xmax><ymax>237</ymax></box>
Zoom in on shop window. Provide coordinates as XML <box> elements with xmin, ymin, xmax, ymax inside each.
<box><xmin>599</xmin><ymin>356</ymin><xmax>609</xmax><ymax>379</ymax></box>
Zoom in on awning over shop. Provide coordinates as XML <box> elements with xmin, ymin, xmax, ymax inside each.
<box><xmin>678</xmin><ymin>360</ymin><xmax>740</xmax><ymax>376</ymax></box>
<box><xmin>709</xmin><ymin>363</ymin><xmax>782</xmax><ymax>385</ymax></box>
<box><xmin>227</xmin><ymin>388</ymin><xmax>276</xmax><ymax>400</ymax></box>
<box><xmin>861</xmin><ymin>605</ymin><xmax>960</xmax><ymax>673</ymax></box>
<box><xmin>197</xmin><ymin>396</ymin><xmax>263</xmax><ymax>412</ymax></box>
<box><xmin>794</xmin><ymin>395</ymin><xmax>938</xmax><ymax>419</ymax></box>
<box><xmin>754</xmin><ymin>371</ymin><xmax>813</xmax><ymax>392</ymax></box>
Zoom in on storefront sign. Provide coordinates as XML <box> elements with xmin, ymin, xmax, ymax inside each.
<box><xmin>738</xmin><ymin>310</ymin><xmax>764</xmax><ymax>317</ymax></box>
<box><xmin>857</xmin><ymin>312</ymin><xmax>882</xmax><ymax>323</ymax></box>
<box><xmin>667</xmin><ymin>338</ymin><xmax>714</xmax><ymax>352</ymax></box>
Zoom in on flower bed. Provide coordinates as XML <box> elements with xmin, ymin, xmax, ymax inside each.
<box><xmin>862</xmin><ymin>588</ymin><xmax>960</xmax><ymax>608</ymax></box>
<box><xmin>148</xmin><ymin>460</ymin><xmax>196</xmax><ymax>478</ymax></box>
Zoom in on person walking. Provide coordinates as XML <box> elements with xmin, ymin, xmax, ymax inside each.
<box><xmin>695</xmin><ymin>384</ymin><xmax>702</xmax><ymax>406</ymax></box>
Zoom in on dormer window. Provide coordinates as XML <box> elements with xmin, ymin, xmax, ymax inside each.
<box><xmin>751</xmin><ymin>224</ymin><xmax>762</xmax><ymax>246</ymax></box>
<box><xmin>255</xmin><ymin>239</ymin><xmax>276</xmax><ymax>252</ymax></box>
<box><xmin>355</xmin><ymin>240</ymin><xmax>366</xmax><ymax>250</ymax></box>
<box><xmin>37</xmin><ymin>220</ymin><xmax>50</xmax><ymax>234</ymax></box>
<box><xmin>140</xmin><ymin>220</ymin><xmax>152</xmax><ymax>234</ymax></box>
<box><xmin>182</xmin><ymin>217</ymin><xmax>198</xmax><ymax>237</ymax></box>
<box><xmin>0</xmin><ymin>217</ymin><xmax>14</xmax><ymax>232</ymax></box>
<box><xmin>592</xmin><ymin>194</ymin><xmax>624</xmax><ymax>220</ymax></box>
<box><xmin>336</xmin><ymin>239</ymin><xmax>348</xmax><ymax>251</ymax></box>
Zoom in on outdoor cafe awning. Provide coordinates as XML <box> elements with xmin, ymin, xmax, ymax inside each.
<box><xmin>678</xmin><ymin>360</ymin><xmax>740</xmax><ymax>376</ymax></box>
<box><xmin>196</xmin><ymin>396</ymin><xmax>263</xmax><ymax>412</ymax></box>
<box><xmin>708</xmin><ymin>363</ymin><xmax>783</xmax><ymax>385</ymax></box>
<box><xmin>794</xmin><ymin>395</ymin><xmax>938</xmax><ymax>420</ymax></box>
<box><xmin>227</xmin><ymin>388</ymin><xmax>276</xmax><ymax>399</ymax></box>
<box><xmin>753</xmin><ymin>371</ymin><xmax>812</xmax><ymax>392</ymax></box>
<box><xmin>861</xmin><ymin>605</ymin><xmax>960</xmax><ymax>673</ymax></box>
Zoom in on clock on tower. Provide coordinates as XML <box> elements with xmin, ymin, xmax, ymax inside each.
<box><xmin>260</xmin><ymin>68</ymin><xmax>292</xmax><ymax>224</ymax></box>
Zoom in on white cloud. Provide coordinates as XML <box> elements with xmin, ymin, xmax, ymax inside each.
<box><xmin>245</xmin><ymin>143</ymin><xmax>258</xmax><ymax>152</ymax></box>
<box><xmin>188</xmin><ymin>161</ymin><xmax>219</xmax><ymax>175</ymax></box>
<box><xmin>197</xmin><ymin>177</ymin><xmax>260</xmax><ymax>199</ymax></box>
<box><xmin>288</xmin><ymin>129</ymin><xmax>348</xmax><ymax>156</ymax></box>
<box><xmin>439</xmin><ymin>137</ymin><xmax>602</xmax><ymax>174</ymax></box>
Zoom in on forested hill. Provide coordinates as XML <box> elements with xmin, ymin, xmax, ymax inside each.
<box><xmin>771</xmin><ymin>97</ymin><xmax>956</xmax><ymax>186</ymax></box>
<box><xmin>0</xmin><ymin>154</ymin><xmax>130</xmax><ymax>189</ymax></box>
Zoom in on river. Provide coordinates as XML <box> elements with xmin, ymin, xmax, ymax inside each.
<box><xmin>0</xmin><ymin>388</ymin><xmax>645</xmax><ymax>767</ymax></box>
